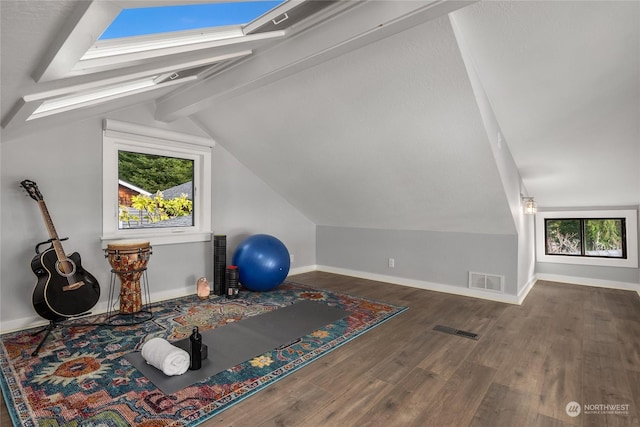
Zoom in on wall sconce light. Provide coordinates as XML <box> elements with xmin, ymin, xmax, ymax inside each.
<box><xmin>522</xmin><ymin>196</ymin><xmax>537</xmax><ymax>215</ymax></box>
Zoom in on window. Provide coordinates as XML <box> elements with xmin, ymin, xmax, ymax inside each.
<box><xmin>536</xmin><ymin>210</ymin><xmax>638</xmax><ymax>268</ymax></box>
<box><xmin>3</xmin><ymin>0</ymin><xmax>336</xmax><ymax>129</ymax></box>
<box><xmin>36</xmin><ymin>0</ymin><xmax>325</xmax><ymax>82</ymax></box>
<box><xmin>118</xmin><ymin>151</ymin><xmax>194</xmax><ymax>230</ymax></box>
<box><xmin>545</xmin><ymin>218</ymin><xmax>626</xmax><ymax>258</ymax></box>
<box><xmin>25</xmin><ymin>75</ymin><xmax>199</xmax><ymax>121</ymax></box>
<box><xmin>102</xmin><ymin>119</ymin><xmax>213</xmax><ymax>245</ymax></box>
<box><xmin>99</xmin><ymin>1</ymin><xmax>286</xmax><ymax>40</ymax></box>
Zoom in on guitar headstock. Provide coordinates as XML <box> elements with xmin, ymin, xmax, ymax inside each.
<box><xmin>20</xmin><ymin>179</ymin><xmax>43</xmax><ymax>202</ymax></box>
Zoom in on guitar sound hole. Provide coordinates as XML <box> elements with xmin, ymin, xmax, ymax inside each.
<box><xmin>56</xmin><ymin>259</ymin><xmax>77</xmax><ymax>277</ymax></box>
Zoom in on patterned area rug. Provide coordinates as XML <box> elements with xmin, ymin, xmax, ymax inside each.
<box><xmin>0</xmin><ymin>281</ymin><xmax>407</xmax><ymax>426</ymax></box>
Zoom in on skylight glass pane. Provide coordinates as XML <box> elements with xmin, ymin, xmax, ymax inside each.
<box><xmin>99</xmin><ymin>1</ymin><xmax>286</xmax><ymax>40</ymax></box>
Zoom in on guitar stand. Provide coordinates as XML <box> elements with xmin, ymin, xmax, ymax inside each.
<box><xmin>35</xmin><ymin>237</ymin><xmax>68</xmax><ymax>255</ymax></box>
<box><xmin>31</xmin><ymin>312</ymin><xmax>91</xmax><ymax>357</ymax></box>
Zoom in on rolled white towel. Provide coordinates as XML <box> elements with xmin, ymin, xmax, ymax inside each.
<box><xmin>141</xmin><ymin>337</ymin><xmax>190</xmax><ymax>376</ymax></box>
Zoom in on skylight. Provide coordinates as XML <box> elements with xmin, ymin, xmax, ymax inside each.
<box><xmin>3</xmin><ymin>0</ymin><xmax>335</xmax><ymax>129</ymax></box>
<box><xmin>99</xmin><ymin>1</ymin><xmax>287</xmax><ymax>40</ymax></box>
<box><xmin>28</xmin><ymin>74</ymin><xmax>196</xmax><ymax>121</ymax></box>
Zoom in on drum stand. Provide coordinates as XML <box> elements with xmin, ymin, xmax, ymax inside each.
<box><xmin>106</xmin><ymin>266</ymin><xmax>153</xmax><ymax>326</ymax></box>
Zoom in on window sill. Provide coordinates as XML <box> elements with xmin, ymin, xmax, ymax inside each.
<box><xmin>536</xmin><ymin>255</ymin><xmax>637</xmax><ymax>268</ymax></box>
<box><xmin>101</xmin><ymin>231</ymin><xmax>212</xmax><ymax>247</ymax></box>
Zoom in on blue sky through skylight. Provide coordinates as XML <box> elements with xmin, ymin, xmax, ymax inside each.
<box><xmin>99</xmin><ymin>1</ymin><xmax>286</xmax><ymax>40</ymax></box>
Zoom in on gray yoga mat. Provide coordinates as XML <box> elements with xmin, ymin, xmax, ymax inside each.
<box><xmin>125</xmin><ymin>300</ymin><xmax>350</xmax><ymax>394</ymax></box>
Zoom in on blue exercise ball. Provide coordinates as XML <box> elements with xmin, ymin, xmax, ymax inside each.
<box><xmin>232</xmin><ymin>234</ymin><xmax>290</xmax><ymax>291</ymax></box>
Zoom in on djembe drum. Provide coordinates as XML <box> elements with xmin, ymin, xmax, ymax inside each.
<box><xmin>105</xmin><ymin>240</ymin><xmax>152</xmax><ymax>314</ymax></box>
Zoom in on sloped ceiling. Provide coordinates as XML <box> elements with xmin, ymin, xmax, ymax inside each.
<box><xmin>0</xmin><ymin>1</ymin><xmax>77</xmax><ymax>116</ymax></box>
<box><xmin>1</xmin><ymin>1</ymin><xmax>639</xmax><ymax>234</ymax></box>
<box><xmin>191</xmin><ymin>13</ymin><xmax>515</xmax><ymax>233</ymax></box>
<box><xmin>452</xmin><ymin>1</ymin><xmax>640</xmax><ymax>208</ymax></box>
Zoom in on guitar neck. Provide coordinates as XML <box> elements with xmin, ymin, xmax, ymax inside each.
<box><xmin>37</xmin><ymin>200</ymin><xmax>67</xmax><ymax>260</ymax></box>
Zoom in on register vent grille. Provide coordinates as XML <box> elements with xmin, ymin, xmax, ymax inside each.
<box><xmin>469</xmin><ymin>272</ymin><xmax>505</xmax><ymax>293</ymax></box>
<box><xmin>433</xmin><ymin>325</ymin><xmax>479</xmax><ymax>340</ymax></box>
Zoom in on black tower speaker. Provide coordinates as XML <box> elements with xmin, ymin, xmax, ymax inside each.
<box><xmin>213</xmin><ymin>235</ymin><xmax>226</xmax><ymax>295</ymax></box>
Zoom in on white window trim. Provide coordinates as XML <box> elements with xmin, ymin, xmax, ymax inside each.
<box><xmin>33</xmin><ymin>0</ymin><xmax>296</xmax><ymax>82</ymax></box>
<box><xmin>535</xmin><ymin>209</ymin><xmax>638</xmax><ymax>268</ymax></box>
<box><xmin>102</xmin><ymin>119</ymin><xmax>213</xmax><ymax>246</ymax></box>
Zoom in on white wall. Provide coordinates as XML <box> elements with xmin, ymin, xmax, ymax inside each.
<box><xmin>536</xmin><ymin>262</ymin><xmax>640</xmax><ymax>290</ymax></box>
<box><xmin>2</xmin><ymin>114</ymin><xmax>106</xmax><ymax>331</ymax></box>
<box><xmin>0</xmin><ymin>104</ymin><xmax>316</xmax><ymax>331</ymax></box>
<box><xmin>211</xmin><ymin>141</ymin><xmax>316</xmax><ymax>270</ymax></box>
<box><xmin>451</xmin><ymin>13</ymin><xmax>536</xmax><ymax>296</ymax></box>
<box><xmin>317</xmin><ymin>226</ymin><xmax>520</xmax><ymax>302</ymax></box>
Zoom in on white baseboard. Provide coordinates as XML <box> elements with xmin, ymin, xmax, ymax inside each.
<box><xmin>288</xmin><ymin>265</ymin><xmax>318</xmax><ymax>275</ymax></box>
<box><xmin>0</xmin><ymin>316</ymin><xmax>49</xmax><ymax>334</ymax></box>
<box><xmin>0</xmin><ymin>286</ymin><xmax>197</xmax><ymax>334</ymax></box>
<box><xmin>296</xmin><ymin>267</ymin><xmax>640</xmax><ymax>301</ymax></box>
<box><xmin>536</xmin><ymin>273</ymin><xmax>640</xmax><ymax>297</ymax></box>
<box><xmin>7</xmin><ymin>268</ymin><xmax>633</xmax><ymax>333</ymax></box>
<box><xmin>315</xmin><ymin>265</ymin><xmax>524</xmax><ymax>305</ymax></box>
<box><xmin>0</xmin><ymin>304</ymin><xmax>124</xmax><ymax>334</ymax></box>
<box><xmin>0</xmin><ymin>265</ymin><xmax>337</xmax><ymax>333</ymax></box>
<box><xmin>517</xmin><ymin>275</ymin><xmax>537</xmax><ymax>304</ymax></box>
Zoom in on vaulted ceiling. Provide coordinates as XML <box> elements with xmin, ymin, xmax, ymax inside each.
<box><xmin>2</xmin><ymin>1</ymin><xmax>638</xmax><ymax>234</ymax></box>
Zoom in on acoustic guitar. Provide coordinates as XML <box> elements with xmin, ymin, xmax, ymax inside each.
<box><xmin>21</xmin><ymin>180</ymin><xmax>100</xmax><ymax>321</ymax></box>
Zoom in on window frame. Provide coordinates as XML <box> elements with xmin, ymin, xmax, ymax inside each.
<box><xmin>97</xmin><ymin>1</ymin><xmax>287</xmax><ymax>40</ymax></box>
<box><xmin>3</xmin><ymin>0</ymin><xmax>339</xmax><ymax>129</ymax></box>
<box><xmin>102</xmin><ymin>119</ymin><xmax>213</xmax><ymax>246</ymax></box>
<box><xmin>34</xmin><ymin>0</ymin><xmax>300</xmax><ymax>82</ymax></box>
<box><xmin>543</xmin><ymin>217</ymin><xmax>627</xmax><ymax>259</ymax></box>
<box><xmin>536</xmin><ymin>209</ymin><xmax>638</xmax><ymax>268</ymax></box>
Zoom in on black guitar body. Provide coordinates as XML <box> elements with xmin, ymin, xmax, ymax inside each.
<box><xmin>31</xmin><ymin>247</ymin><xmax>101</xmax><ymax>321</ymax></box>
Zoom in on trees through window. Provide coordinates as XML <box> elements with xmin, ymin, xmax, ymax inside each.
<box><xmin>536</xmin><ymin>209</ymin><xmax>638</xmax><ymax>268</ymax></box>
<box><xmin>545</xmin><ymin>218</ymin><xmax>626</xmax><ymax>259</ymax></box>
<box><xmin>118</xmin><ymin>151</ymin><xmax>194</xmax><ymax>229</ymax></box>
<box><xmin>102</xmin><ymin>119</ymin><xmax>212</xmax><ymax>245</ymax></box>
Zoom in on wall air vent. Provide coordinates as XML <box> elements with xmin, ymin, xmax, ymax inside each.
<box><xmin>469</xmin><ymin>272</ymin><xmax>505</xmax><ymax>293</ymax></box>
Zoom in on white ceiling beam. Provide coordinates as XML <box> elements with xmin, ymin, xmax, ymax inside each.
<box><xmin>155</xmin><ymin>0</ymin><xmax>476</xmax><ymax>123</ymax></box>
<box><xmin>33</xmin><ymin>1</ymin><xmax>121</xmax><ymax>82</ymax></box>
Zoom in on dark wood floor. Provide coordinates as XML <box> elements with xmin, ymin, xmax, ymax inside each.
<box><xmin>2</xmin><ymin>271</ymin><xmax>639</xmax><ymax>426</ymax></box>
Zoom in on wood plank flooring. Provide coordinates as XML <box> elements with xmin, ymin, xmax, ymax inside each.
<box><xmin>2</xmin><ymin>271</ymin><xmax>639</xmax><ymax>426</ymax></box>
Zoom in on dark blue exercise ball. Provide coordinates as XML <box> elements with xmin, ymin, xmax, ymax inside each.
<box><xmin>232</xmin><ymin>234</ymin><xmax>290</xmax><ymax>291</ymax></box>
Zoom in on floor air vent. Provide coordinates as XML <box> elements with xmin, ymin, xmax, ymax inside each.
<box><xmin>433</xmin><ymin>325</ymin><xmax>479</xmax><ymax>340</ymax></box>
